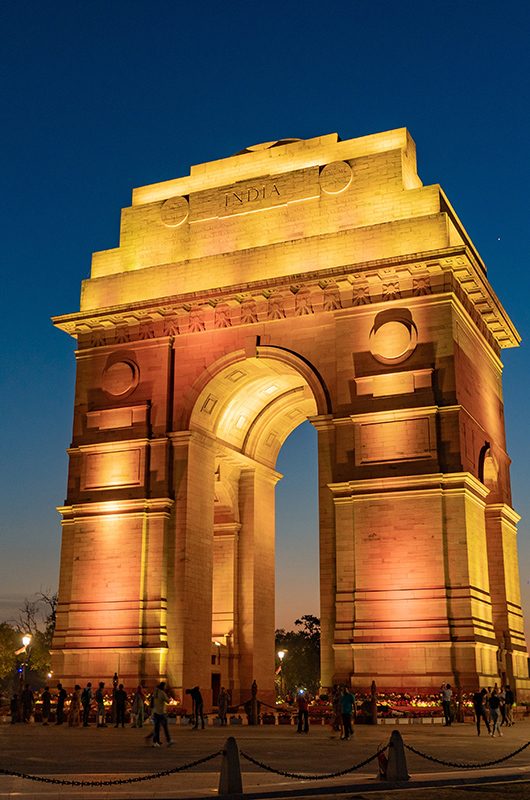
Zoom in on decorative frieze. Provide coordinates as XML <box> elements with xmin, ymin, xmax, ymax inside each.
<box><xmin>56</xmin><ymin>250</ymin><xmax>513</xmax><ymax>355</ymax></box>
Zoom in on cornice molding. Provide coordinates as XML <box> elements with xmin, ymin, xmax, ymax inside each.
<box><xmin>57</xmin><ymin>497</ymin><xmax>174</xmax><ymax>519</ymax></box>
<box><xmin>328</xmin><ymin>471</ymin><xmax>491</xmax><ymax>501</ymax></box>
<box><xmin>52</xmin><ymin>246</ymin><xmax>519</xmax><ymax>352</ymax></box>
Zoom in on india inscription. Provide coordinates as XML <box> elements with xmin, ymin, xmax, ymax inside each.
<box><xmin>224</xmin><ymin>181</ymin><xmax>280</xmax><ymax>209</ymax></box>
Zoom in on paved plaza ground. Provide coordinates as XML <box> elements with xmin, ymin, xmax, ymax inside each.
<box><xmin>1</xmin><ymin>719</ymin><xmax>529</xmax><ymax>798</ymax></box>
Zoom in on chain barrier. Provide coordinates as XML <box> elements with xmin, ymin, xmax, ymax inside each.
<box><xmin>0</xmin><ymin>749</ymin><xmax>223</xmax><ymax>787</ymax></box>
<box><xmin>4</xmin><ymin>736</ymin><xmax>530</xmax><ymax>787</ymax></box>
<box><xmin>404</xmin><ymin>740</ymin><xmax>530</xmax><ymax>769</ymax></box>
<box><xmin>240</xmin><ymin>747</ymin><xmax>387</xmax><ymax>781</ymax></box>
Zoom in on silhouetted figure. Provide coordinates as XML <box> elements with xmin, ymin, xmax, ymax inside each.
<box><xmin>441</xmin><ymin>683</ymin><xmax>452</xmax><ymax>726</ymax></box>
<box><xmin>81</xmin><ymin>682</ymin><xmax>92</xmax><ymax>727</ymax></box>
<box><xmin>21</xmin><ymin>683</ymin><xmax>34</xmax><ymax>723</ymax></box>
<box><xmin>248</xmin><ymin>680</ymin><xmax>259</xmax><ymax>725</ymax></box>
<box><xmin>504</xmin><ymin>684</ymin><xmax>515</xmax><ymax>726</ymax></box>
<box><xmin>473</xmin><ymin>688</ymin><xmax>491</xmax><ymax>736</ymax></box>
<box><xmin>114</xmin><ymin>683</ymin><xmax>127</xmax><ymax>727</ymax></box>
<box><xmin>95</xmin><ymin>682</ymin><xmax>106</xmax><ymax>727</ymax></box>
<box><xmin>56</xmin><ymin>683</ymin><xmax>67</xmax><ymax>725</ymax></box>
<box><xmin>218</xmin><ymin>686</ymin><xmax>229</xmax><ymax>726</ymax></box>
<box><xmin>297</xmin><ymin>691</ymin><xmax>309</xmax><ymax>733</ymax></box>
<box><xmin>370</xmin><ymin>680</ymin><xmax>378</xmax><ymax>725</ymax></box>
<box><xmin>110</xmin><ymin>672</ymin><xmax>119</xmax><ymax>724</ymax></box>
<box><xmin>330</xmin><ymin>685</ymin><xmax>342</xmax><ymax>733</ymax></box>
<box><xmin>41</xmin><ymin>686</ymin><xmax>51</xmax><ymax>725</ymax></box>
<box><xmin>489</xmin><ymin>687</ymin><xmax>502</xmax><ymax>736</ymax></box>
<box><xmin>340</xmin><ymin>686</ymin><xmax>355</xmax><ymax>740</ymax></box>
<box><xmin>186</xmin><ymin>686</ymin><xmax>204</xmax><ymax>729</ymax></box>
<box><xmin>131</xmin><ymin>684</ymin><xmax>146</xmax><ymax>728</ymax></box>
<box><xmin>68</xmin><ymin>685</ymin><xmax>81</xmax><ymax>727</ymax></box>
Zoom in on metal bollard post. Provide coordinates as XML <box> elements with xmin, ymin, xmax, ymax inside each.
<box><xmin>218</xmin><ymin>736</ymin><xmax>243</xmax><ymax>798</ymax></box>
<box><xmin>385</xmin><ymin>730</ymin><xmax>410</xmax><ymax>781</ymax></box>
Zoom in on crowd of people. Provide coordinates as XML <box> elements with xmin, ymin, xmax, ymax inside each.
<box><xmin>7</xmin><ymin>677</ymin><xmax>232</xmax><ymax>747</ymax></box>
<box><xmin>440</xmin><ymin>681</ymin><xmax>516</xmax><ymax>735</ymax></box>
<box><xmin>9</xmin><ymin>674</ymin><xmax>150</xmax><ymax>729</ymax></box>
<box><xmin>6</xmin><ymin>677</ymin><xmax>519</xmax><ymax>741</ymax></box>
<box><xmin>471</xmin><ymin>684</ymin><xmax>515</xmax><ymax>736</ymax></box>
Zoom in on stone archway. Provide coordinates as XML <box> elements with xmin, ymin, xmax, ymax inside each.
<box><xmin>179</xmin><ymin>349</ymin><xmax>326</xmax><ymax>704</ymax></box>
<box><xmin>52</xmin><ymin>129</ymin><xmax>530</xmax><ymax>702</ymax></box>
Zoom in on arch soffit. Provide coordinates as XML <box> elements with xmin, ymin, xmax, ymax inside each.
<box><xmin>187</xmin><ymin>345</ymin><xmax>330</xmax><ymax>464</ymax></box>
<box><xmin>255</xmin><ymin>345</ymin><xmax>330</xmax><ymax>416</ymax></box>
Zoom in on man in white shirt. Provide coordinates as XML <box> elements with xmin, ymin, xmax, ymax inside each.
<box><xmin>152</xmin><ymin>681</ymin><xmax>174</xmax><ymax>747</ymax></box>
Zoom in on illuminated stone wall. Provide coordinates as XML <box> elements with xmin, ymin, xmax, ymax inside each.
<box><xmin>52</xmin><ymin>129</ymin><xmax>529</xmax><ymax>702</ymax></box>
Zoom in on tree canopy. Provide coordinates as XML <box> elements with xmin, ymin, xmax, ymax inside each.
<box><xmin>275</xmin><ymin>614</ymin><xmax>320</xmax><ymax>697</ymax></box>
<box><xmin>0</xmin><ymin>592</ymin><xmax>57</xmax><ymax>692</ymax></box>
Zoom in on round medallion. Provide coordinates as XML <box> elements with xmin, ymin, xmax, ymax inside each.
<box><xmin>160</xmin><ymin>195</ymin><xmax>189</xmax><ymax>228</ymax></box>
<box><xmin>102</xmin><ymin>360</ymin><xmax>139</xmax><ymax>396</ymax></box>
<box><xmin>319</xmin><ymin>161</ymin><xmax>352</xmax><ymax>195</ymax></box>
<box><xmin>370</xmin><ymin>319</ymin><xmax>417</xmax><ymax>365</ymax></box>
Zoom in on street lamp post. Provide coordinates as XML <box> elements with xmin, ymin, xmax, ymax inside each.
<box><xmin>14</xmin><ymin>634</ymin><xmax>32</xmax><ymax>722</ymax></box>
<box><xmin>21</xmin><ymin>634</ymin><xmax>32</xmax><ymax>684</ymax></box>
<box><xmin>277</xmin><ymin>650</ymin><xmax>286</xmax><ymax>699</ymax></box>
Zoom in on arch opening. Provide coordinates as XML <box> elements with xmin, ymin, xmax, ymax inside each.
<box><xmin>188</xmin><ymin>354</ymin><xmax>322</xmax><ymax>704</ymax></box>
<box><xmin>275</xmin><ymin>421</ymin><xmax>319</xmax><ymax>632</ymax></box>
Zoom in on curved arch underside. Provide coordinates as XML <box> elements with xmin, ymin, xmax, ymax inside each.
<box><xmin>190</xmin><ymin>355</ymin><xmax>319</xmax><ymax>469</ymax></box>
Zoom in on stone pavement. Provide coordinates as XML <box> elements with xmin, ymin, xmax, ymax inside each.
<box><xmin>0</xmin><ymin>719</ymin><xmax>529</xmax><ymax>798</ymax></box>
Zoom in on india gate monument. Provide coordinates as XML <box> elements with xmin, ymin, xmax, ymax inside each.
<box><xmin>52</xmin><ymin>129</ymin><xmax>530</xmax><ymax>703</ymax></box>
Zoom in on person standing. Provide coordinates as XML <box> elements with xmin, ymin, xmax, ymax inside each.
<box><xmin>330</xmin><ymin>685</ymin><xmax>342</xmax><ymax>735</ymax></box>
<box><xmin>114</xmin><ymin>683</ymin><xmax>127</xmax><ymax>728</ymax></box>
<box><xmin>81</xmin><ymin>682</ymin><xmax>93</xmax><ymax>727</ymax></box>
<box><xmin>340</xmin><ymin>686</ymin><xmax>355</xmax><ymax>740</ymax></box>
<box><xmin>296</xmin><ymin>690</ymin><xmax>309</xmax><ymax>734</ymax></box>
<box><xmin>187</xmin><ymin>686</ymin><xmax>205</xmax><ymax>729</ymax></box>
<box><xmin>131</xmin><ymin>684</ymin><xmax>146</xmax><ymax>728</ymax></box>
<box><xmin>41</xmin><ymin>686</ymin><xmax>51</xmax><ymax>725</ymax></box>
<box><xmin>68</xmin><ymin>685</ymin><xmax>81</xmax><ymax>727</ymax></box>
<box><xmin>441</xmin><ymin>683</ymin><xmax>453</xmax><ymax>727</ymax></box>
<box><xmin>56</xmin><ymin>683</ymin><xmax>67</xmax><ymax>725</ymax></box>
<box><xmin>489</xmin><ymin>688</ymin><xmax>502</xmax><ymax>736</ymax></box>
<box><xmin>110</xmin><ymin>672</ymin><xmax>119</xmax><ymax>725</ymax></box>
<box><xmin>504</xmin><ymin>684</ymin><xmax>515</xmax><ymax>726</ymax></box>
<box><xmin>484</xmin><ymin>687</ymin><xmax>492</xmax><ymax>727</ymax></box>
<box><xmin>499</xmin><ymin>685</ymin><xmax>507</xmax><ymax>727</ymax></box>
<box><xmin>218</xmin><ymin>686</ymin><xmax>229</xmax><ymax>726</ymax></box>
<box><xmin>95</xmin><ymin>682</ymin><xmax>107</xmax><ymax>728</ymax></box>
<box><xmin>473</xmin><ymin>688</ymin><xmax>490</xmax><ymax>736</ymax></box>
<box><xmin>21</xmin><ymin>683</ymin><xmax>34</xmax><ymax>723</ymax></box>
<box><xmin>151</xmin><ymin>681</ymin><xmax>173</xmax><ymax>747</ymax></box>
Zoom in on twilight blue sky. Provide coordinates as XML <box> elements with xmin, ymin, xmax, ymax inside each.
<box><xmin>1</xmin><ymin>1</ymin><xmax>529</xmax><ymax>632</ymax></box>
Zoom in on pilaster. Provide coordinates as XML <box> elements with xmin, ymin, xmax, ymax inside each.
<box><xmin>167</xmin><ymin>430</ymin><xmax>216</xmax><ymax>703</ymax></box>
<box><xmin>237</xmin><ymin>464</ymin><xmax>280</xmax><ymax>705</ymax></box>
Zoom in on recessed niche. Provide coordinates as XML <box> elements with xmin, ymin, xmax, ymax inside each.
<box><xmin>102</xmin><ymin>360</ymin><xmax>139</xmax><ymax>396</ymax></box>
<box><xmin>369</xmin><ymin>309</ymin><xmax>418</xmax><ymax>365</ymax></box>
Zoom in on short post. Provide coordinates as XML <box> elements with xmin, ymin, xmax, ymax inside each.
<box><xmin>218</xmin><ymin>736</ymin><xmax>243</xmax><ymax>798</ymax></box>
<box><xmin>385</xmin><ymin>730</ymin><xmax>410</xmax><ymax>781</ymax></box>
<box><xmin>248</xmin><ymin>680</ymin><xmax>259</xmax><ymax>725</ymax></box>
<box><xmin>370</xmin><ymin>680</ymin><xmax>378</xmax><ymax>725</ymax></box>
